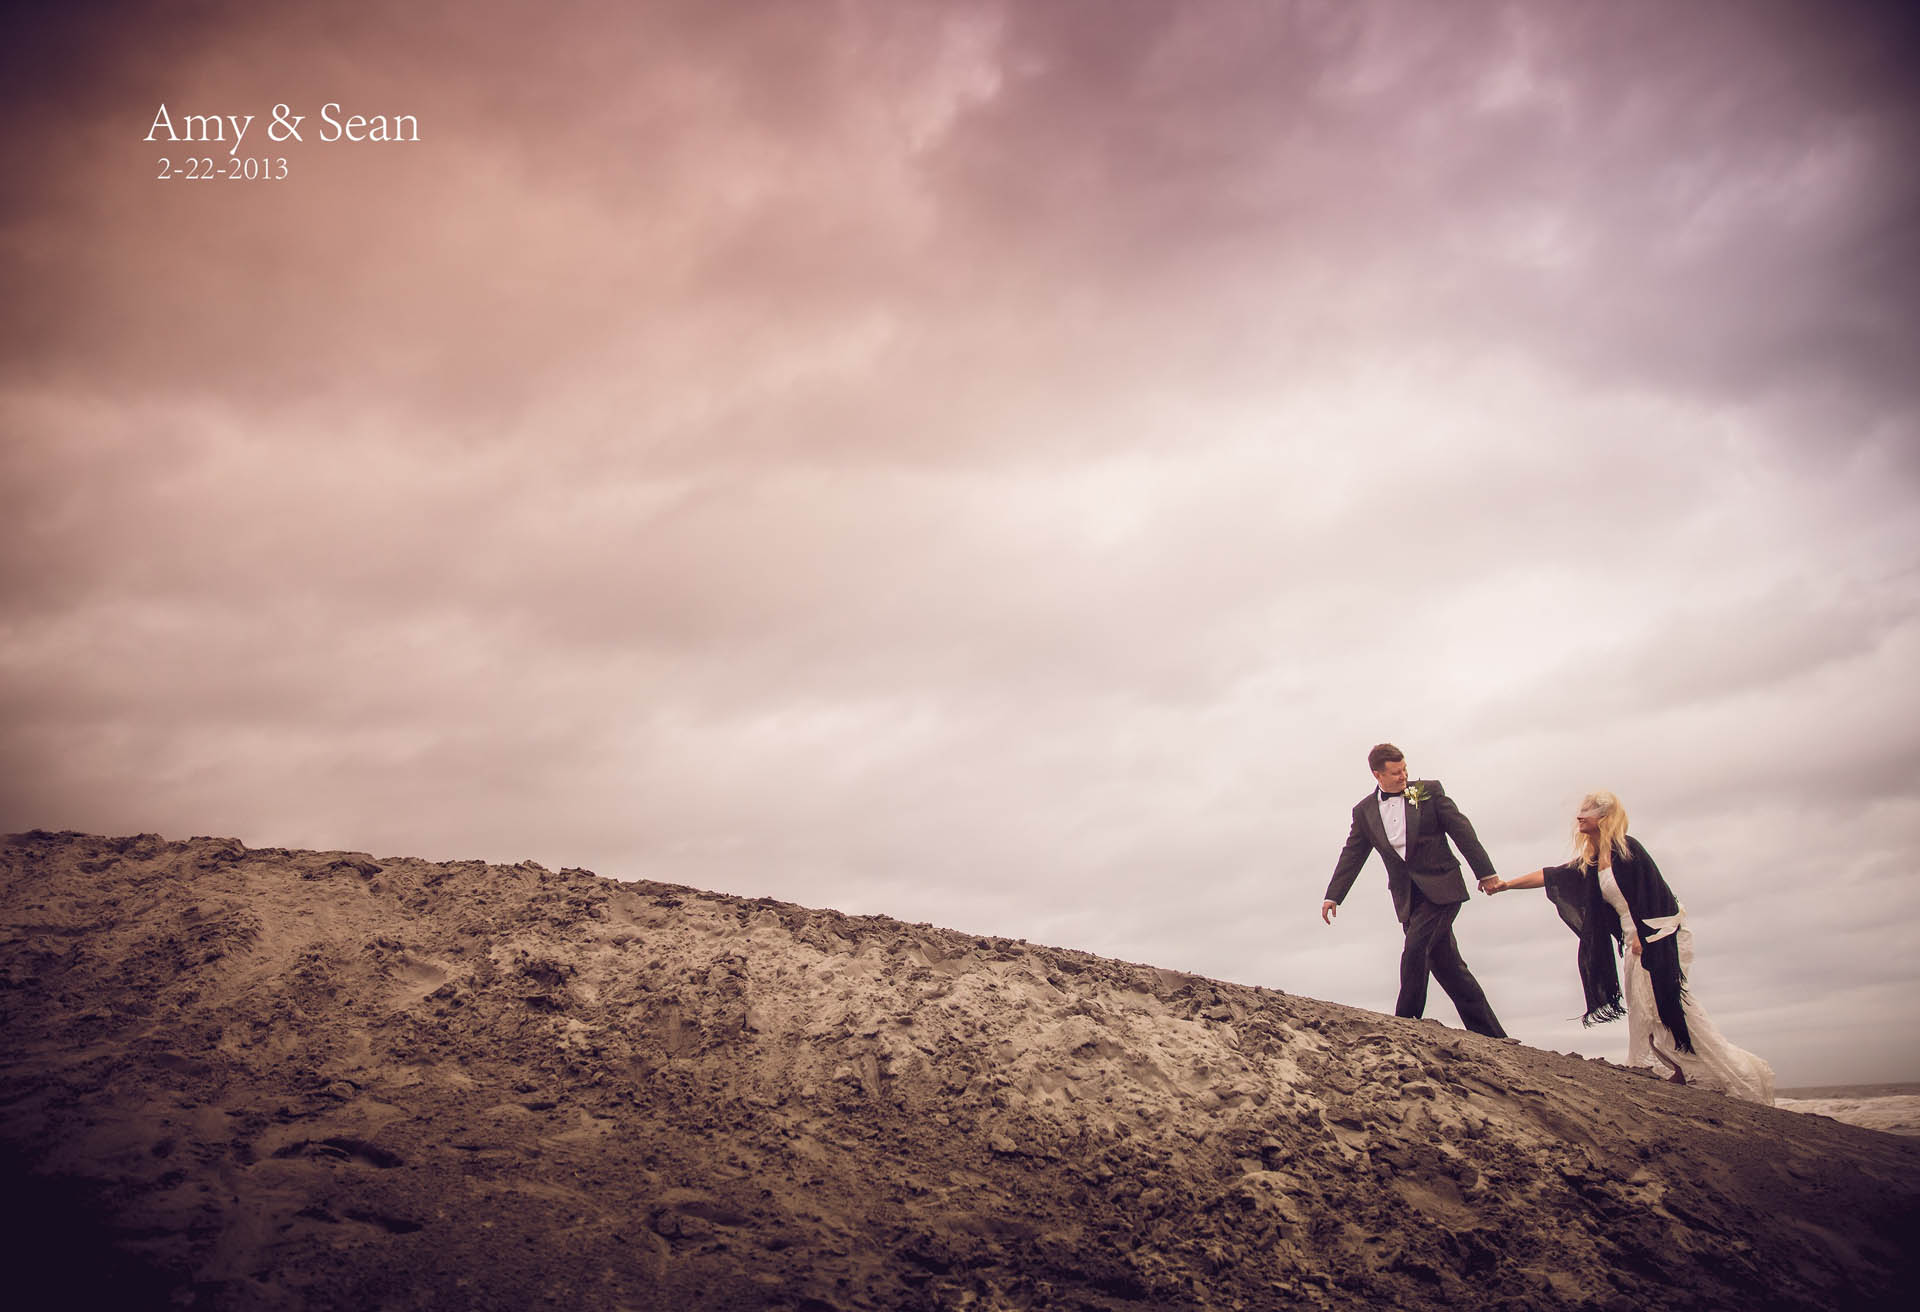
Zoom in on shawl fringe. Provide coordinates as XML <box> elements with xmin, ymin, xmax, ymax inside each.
<box><xmin>1580</xmin><ymin>997</ymin><xmax>1627</xmax><ymax>1027</ymax></box>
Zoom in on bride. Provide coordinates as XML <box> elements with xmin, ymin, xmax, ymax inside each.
<box><xmin>1489</xmin><ymin>790</ymin><xmax>1774</xmax><ymax>1104</ymax></box>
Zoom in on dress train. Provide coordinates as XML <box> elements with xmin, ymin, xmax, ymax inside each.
<box><xmin>1620</xmin><ymin>923</ymin><xmax>1773</xmax><ymax>1105</ymax></box>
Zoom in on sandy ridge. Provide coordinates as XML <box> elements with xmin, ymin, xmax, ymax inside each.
<box><xmin>3</xmin><ymin>830</ymin><xmax>1916</xmax><ymax>1310</ymax></box>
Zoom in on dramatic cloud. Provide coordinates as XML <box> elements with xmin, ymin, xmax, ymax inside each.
<box><xmin>4</xmin><ymin>0</ymin><xmax>1917</xmax><ymax>1085</ymax></box>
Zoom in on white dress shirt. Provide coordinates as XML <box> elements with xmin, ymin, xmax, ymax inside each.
<box><xmin>1378</xmin><ymin>790</ymin><xmax>1408</xmax><ymax>860</ymax></box>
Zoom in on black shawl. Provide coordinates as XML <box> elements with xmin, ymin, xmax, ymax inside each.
<box><xmin>1540</xmin><ymin>834</ymin><xmax>1692</xmax><ymax>1053</ymax></box>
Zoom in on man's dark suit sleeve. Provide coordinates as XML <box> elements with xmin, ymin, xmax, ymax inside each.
<box><xmin>1434</xmin><ymin>783</ymin><xmax>1496</xmax><ymax>881</ymax></box>
<box><xmin>1324</xmin><ymin>807</ymin><xmax>1372</xmax><ymax>904</ymax></box>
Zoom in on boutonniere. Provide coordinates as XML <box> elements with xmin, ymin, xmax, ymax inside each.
<box><xmin>1403</xmin><ymin>783</ymin><xmax>1429</xmax><ymax>808</ymax></box>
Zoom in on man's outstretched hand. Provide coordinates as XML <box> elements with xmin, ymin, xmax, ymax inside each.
<box><xmin>1320</xmin><ymin>899</ymin><xmax>1338</xmax><ymax>925</ymax></box>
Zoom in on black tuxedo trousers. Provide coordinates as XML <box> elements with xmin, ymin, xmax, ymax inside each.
<box><xmin>1398</xmin><ymin>883</ymin><xmax>1505</xmax><ymax>1037</ymax></box>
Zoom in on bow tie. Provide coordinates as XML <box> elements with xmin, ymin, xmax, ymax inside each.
<box><xmin>1378</xmin><ymin>790</ymin><xmax>1405</xmax><ymax>802</ymax></box>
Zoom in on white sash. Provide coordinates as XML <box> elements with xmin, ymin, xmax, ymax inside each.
<box><xmin>1643</xmin><ymin>905</ymin><xmax>1686</xmax><ymax>943</ymax></box>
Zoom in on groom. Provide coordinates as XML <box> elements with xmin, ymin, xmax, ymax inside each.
<box><xmin>1319</xmin><ymin>743</ymin><xmax>1507</xmax><ymax>1037</ymax></box>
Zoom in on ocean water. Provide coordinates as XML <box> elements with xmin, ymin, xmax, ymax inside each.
<box><xmin>1774</xmin><ymin>1083</ymin><xmax>1920</xmax><ymax>1137</ymax></box>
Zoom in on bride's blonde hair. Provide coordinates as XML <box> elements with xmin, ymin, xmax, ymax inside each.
<box><xmin>1573</xmin><ymin>790</ymin><xmax>1630</xmax><ymax>868</ymax></box>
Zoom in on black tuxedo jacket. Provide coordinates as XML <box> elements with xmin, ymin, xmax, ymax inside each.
<box><xmin>1324</xmin><ymin>779</ymin><xmax>1497</xmax><ymax>925</ymax></box>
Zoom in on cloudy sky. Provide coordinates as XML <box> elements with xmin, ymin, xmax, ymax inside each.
<box><xmin>4</xmin><ymin>0</ymin><xmax>1917</xmax><ymax>1086</ymax></box>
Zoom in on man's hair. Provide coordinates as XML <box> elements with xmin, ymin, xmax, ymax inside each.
<box><xmin>1367</xmin><ymin>743</ymin><xmax>1405</xmax><ymax>773</ymax></box>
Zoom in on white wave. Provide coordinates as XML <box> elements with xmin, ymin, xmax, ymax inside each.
<box><xmin>1774</xmin><ymin>1094</ymin><xmax>1920</xmax><ymax>1137</ymax></box>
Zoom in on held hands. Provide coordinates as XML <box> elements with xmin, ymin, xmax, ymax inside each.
<box><xmin>1484</xmin><ymin>869</ymin><xmax>1546</xmax><ymax>895</ymax></box>
<box><xmin>1627</xmin><ymin>933</ymin><xmax>1642</xmax><ymax>957</ymax></box>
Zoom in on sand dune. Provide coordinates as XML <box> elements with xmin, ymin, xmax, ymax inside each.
<box><xmin>3</xmin><ymin>831</ymin><xmax>1916</xmax><ymax>1310</ymax></box>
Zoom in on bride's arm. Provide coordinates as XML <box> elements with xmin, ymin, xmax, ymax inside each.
<box><xmin>1487</xmin><ymin>868</ymin><xmax>1546</xmax><ymax>894</ymax></box>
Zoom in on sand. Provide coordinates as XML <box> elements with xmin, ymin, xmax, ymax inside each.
<box><xmin>4</xmin><ymin>830</ymin><xmax>1916</xmax><ymax>1310</ymax></box>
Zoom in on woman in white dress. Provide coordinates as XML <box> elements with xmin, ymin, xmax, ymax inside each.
<box><xmin>1489</xmin><ymin>791</ymin><xmax>1773</xmax><ymax>1105</ymax></box>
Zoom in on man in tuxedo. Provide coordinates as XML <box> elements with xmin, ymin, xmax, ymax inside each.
<box><xmin>1320</xmin><ymin>743</ymin><xmax>1507</xmax><ymax>1038</ymax></box>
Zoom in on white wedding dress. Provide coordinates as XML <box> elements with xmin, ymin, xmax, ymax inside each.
<box><xmin>1598</xmin><ymin>866</ymin><xmax>1774</xmax><ymax>1105</ymax></box>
